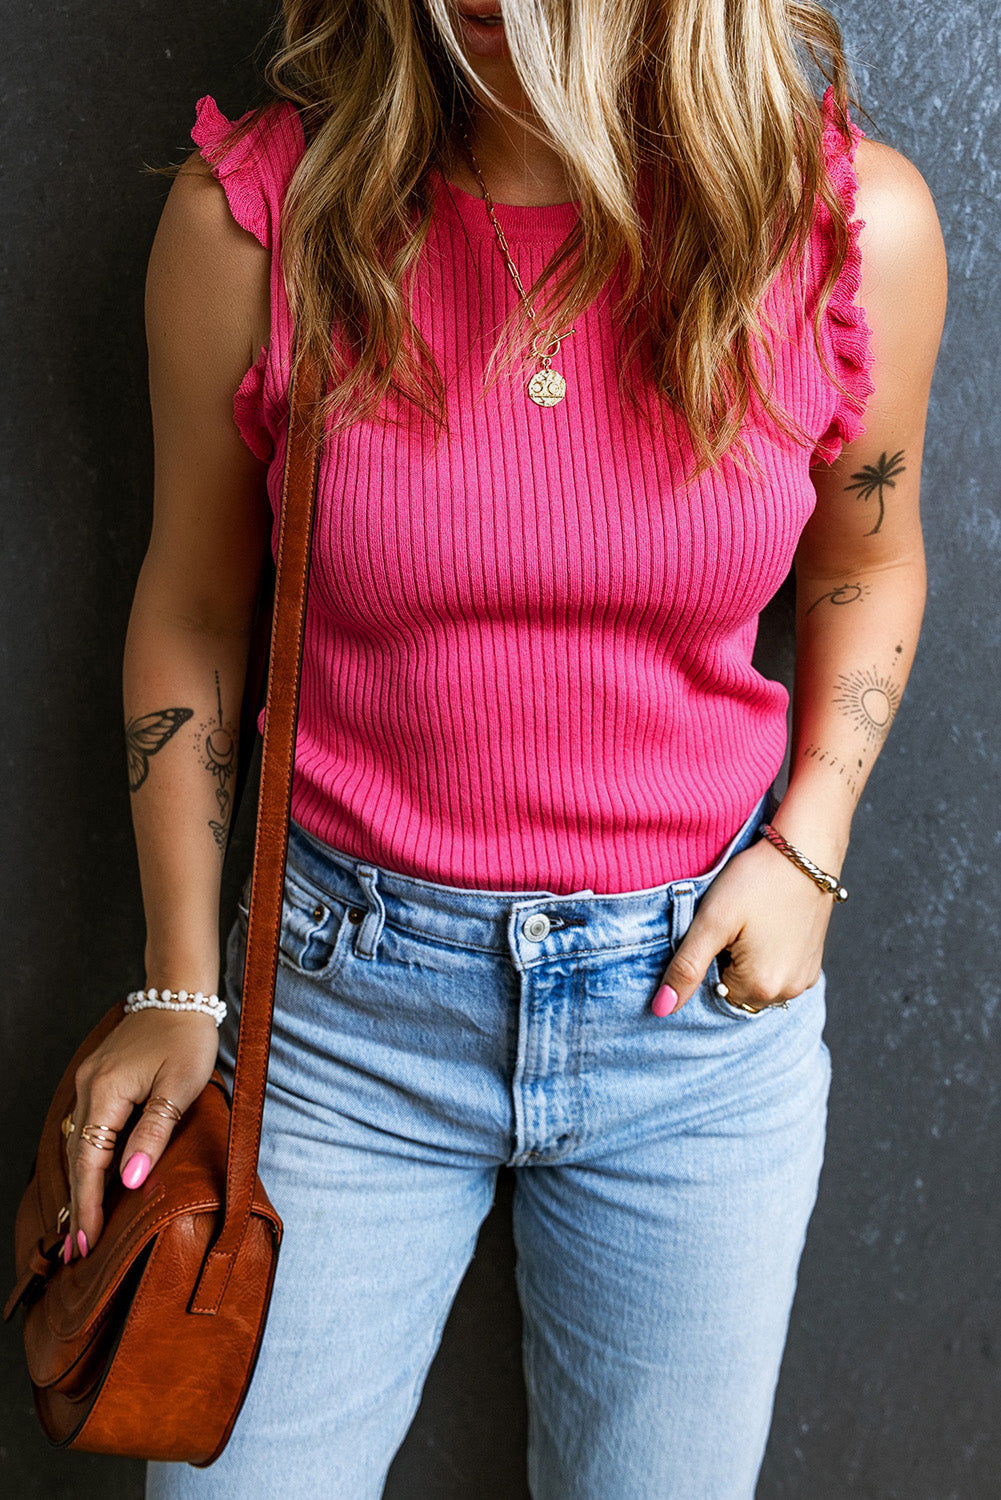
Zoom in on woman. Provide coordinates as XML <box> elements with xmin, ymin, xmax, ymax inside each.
<box><xmin>63</xmin><ymin>1</ymin><xmax>946</xmax><ymax>1495</ymax></box>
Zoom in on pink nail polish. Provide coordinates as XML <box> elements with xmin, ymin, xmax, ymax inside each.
<box><xmin>122</xmin><ymin>1152</ymin><xmax>151</xmax><ymax>1190</ymax></box>
<box><xmin>652</xmin><ymin>985</ymin><xmax>679</xmax><ymax>1017</ymax></box>
<box><xmin>77</xmin><ymin>1231</ymin><xmax>89</xmax><ymax>1258</ymax></box>
<box><xmin>62</xmin><ymin>1233</ymin><xmax>72</xmax><ymax>1265</ymax></box>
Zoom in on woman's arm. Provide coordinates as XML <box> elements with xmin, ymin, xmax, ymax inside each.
<box><xmin>66</xmin><ymin>148</ymin><xmax>273</xmax><ymax>1259</ymax></box>
<box><xmin>660</xmin><ymin>137</ymin><xmax>948</xmax><ymax>1014</ymax></box>
<box><xmin>127</xmin><ymin>146</ymin><xmax>273</xmax><ymax>989</ymax></box>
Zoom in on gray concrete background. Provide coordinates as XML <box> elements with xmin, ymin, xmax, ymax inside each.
<box><xmin>2</xmin><ymin>3</ymin><xmax>998</xmax><ymax>1495</ymax></box>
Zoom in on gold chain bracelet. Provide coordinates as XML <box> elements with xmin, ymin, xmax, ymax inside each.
<box><xmin>758</xmin><ymin>824</ymin><xmax>849</xmax><ymax>902</ymax></box>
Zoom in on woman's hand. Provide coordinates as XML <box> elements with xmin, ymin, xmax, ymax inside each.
<box><xmin>63</xmin><ymin>1010</ymin><xmax>220</xmax><ymax>1262</ymax></box>
<box><xmin>656</xmin><ymin>841</ymin><xmax>837</xmax><ymax>1015</ymax></box>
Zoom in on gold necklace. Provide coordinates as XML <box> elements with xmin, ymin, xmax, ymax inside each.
<box><xmin>457</xmin><ymin>119</ymin><xmax>575</xmax><ymax>408</ymax></box>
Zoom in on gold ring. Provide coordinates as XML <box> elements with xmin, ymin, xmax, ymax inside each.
<box><xmin>731</xmin><ymin>998</ymin><xmax>792</xmax><ymax>1014</ymax></box>
<box><xmin>61</xmin><ymin>1114</ymin><xmax>76</xmax><ymax>1140</ymax></box>
<box><xmin>143</xmin><ymin>1095</ymin><xmax>183</xmax><ymax>1124</ymax></box>
<box><xmin>79</xmin><ymin>1123</ymin><xmax>119</xmax><ymax>1152</ymax></box>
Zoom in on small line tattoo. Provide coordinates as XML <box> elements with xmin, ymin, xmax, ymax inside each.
<box><xmin>834</xmin><ymin>667</ymin><xmax>901</xmax><ymax>746</ymax></box>
<box><xmin>196</xmin><ymin>672</ymin><xmax>237</xmax><ymax>852</ymax></box>
<box><xmin>126</xmin><ymin>708</ymin><xmax>194</xmax><ymax>793</ymax></box>
<box><xmin>845</xmin><ymin>450</ymin><xmax>906</xmax><ymax>536</ymax></box>
<box><xmin>806</xmin><ymin>581</ymin><xmax>873</xmax><ymax>615</ymax></box>
<box><xmin>803</xmin><ymin>743</ymin><xmax>861</xmax><ymax>799</ymax></box>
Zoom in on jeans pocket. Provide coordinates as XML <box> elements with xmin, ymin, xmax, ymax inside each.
<box><xmin>237</xmin><ymin>868</ymin><xmax>355</xmax><ymax>980</ymax></box>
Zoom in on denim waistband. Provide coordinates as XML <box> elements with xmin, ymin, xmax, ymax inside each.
<box><xmin>278</xmin><ymin>786</ymin><xmax>779</xmax><ymax>961</ymax></box>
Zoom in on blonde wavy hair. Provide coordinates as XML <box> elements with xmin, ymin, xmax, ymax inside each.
<box><xmin>178</xmin><ymin>0</ymin><xmax>858</xmax><ymax>473</ymax></box>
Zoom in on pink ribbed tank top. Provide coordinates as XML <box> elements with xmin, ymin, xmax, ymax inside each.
<box><xmin>191</xmin><ymin>88</ymin><xmax>874</xmax><ymax>895</ymax></box>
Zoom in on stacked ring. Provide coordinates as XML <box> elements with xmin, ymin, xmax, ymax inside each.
<box><xmin>143</xmin><ymin>1096</ymin><xmax>183</xmax><ymax>1124</ymax></box>
<box><xmin>79</xmin><ymin>1124</ymin><xmax>118</xmax><ymax>1152</ymax></box>
<box><xmin>714</xmin><ymin>981</ymin><xmax>790</xmax><ymax>1015</ymax></box>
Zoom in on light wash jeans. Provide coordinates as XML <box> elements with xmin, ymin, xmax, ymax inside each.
<box><xmin>147</xmin><ymin>787</ymin><xmax>831</xmax><ymax>1499</ymax></box>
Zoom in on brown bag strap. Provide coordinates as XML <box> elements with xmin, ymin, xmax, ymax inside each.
<box><xmin>192</xmin><ymin>341</ymin><xmax>323</xmax><ymax>1314</ymax></box>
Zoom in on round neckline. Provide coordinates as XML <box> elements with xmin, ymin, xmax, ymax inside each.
<box><xmin>430</xmin><ymin>166</ymin><xmax>581</xmax><ymax>242</ymax></box>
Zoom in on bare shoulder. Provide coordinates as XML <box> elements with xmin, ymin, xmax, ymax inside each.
<box><xmin>155</xmin><ymin>147</ymin><xmax>263</xmax><ymax>253</ymax></box>
<box><xmin>850</xmin><ymin>138</ymin><xmax>948</xmax><ymax>370</ymax></box>
<box><xmin>854</xmin><ymin>136</ymin><xmax>928</xmax><ymax>196</ymax></box>
<box><xmin>146</xmin><ymin>147</ymin><xmax>271</xmax><ymax>361</ymax></box>
<box><xmin>853</xmin><ymin>139</ymin><xmax>947</xmax><ymax>297</ymax></box>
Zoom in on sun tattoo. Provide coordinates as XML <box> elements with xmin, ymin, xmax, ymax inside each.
<box><xmin>803</xmin><ymin>743</ymin><xmax>862</xmax><ymax>799</ymax></box>
<box><xmin>845</xmin><ymin>450</ymin><xmax>906</xmax><ymax>536</ymax></box>
<box><xmin>196</xmin><ymin>673</ymin><xmax>237</xmax><ymax>851</ymax></box>
<box><xmin>806</xmin><ymin>581</ymin><xmax>873</xmax><ymax>615</ymax></box>
<box><xmin>834</xmin><ymin>668</ymin><xmax>901</xmax><ymax>746</ymax></box>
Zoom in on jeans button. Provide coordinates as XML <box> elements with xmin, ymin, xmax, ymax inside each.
<box><xmin>523</xmin><ymin>913</ymin><xmax>551</xmax><ymax>941</ymax></box>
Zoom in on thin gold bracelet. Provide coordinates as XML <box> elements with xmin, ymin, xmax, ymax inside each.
<box><xmin>758</xmin><ymin>824</ymin><xmax>849</xmax><ymax>902</ymax></box>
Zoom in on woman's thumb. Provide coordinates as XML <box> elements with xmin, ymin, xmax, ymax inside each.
<box><xmin>655</xmin><ymin>920</ymin><xmax>726</xmax><ymax>1014</ymax></box>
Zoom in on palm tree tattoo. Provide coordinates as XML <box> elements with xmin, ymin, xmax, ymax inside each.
<box><xmin>845</xmin><ymin>450</ymin><xmax>906</xmax><ymax>536</ymax></box>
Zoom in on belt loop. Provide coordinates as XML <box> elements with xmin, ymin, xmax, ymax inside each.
<box><xmin>670</xmin><ymin>882</ymin><xmax>697</xmax><ymax>947</ymax></box>
<box><xmin>352</xmin><ymin>865</ymin><xmax>385</xmax><ymax>960</ymax></box>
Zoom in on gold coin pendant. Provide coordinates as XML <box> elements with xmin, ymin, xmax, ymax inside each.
<box><xmin>528</xmin><ymin>368</ymin><xmax>567</xmax><ymax>407</ymax></box>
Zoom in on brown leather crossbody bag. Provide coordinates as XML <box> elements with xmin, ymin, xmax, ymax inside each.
<box><xmin>4</xmin><ymin>344</ymin><xmax>324</xmax><ymax>1465</ymax></box>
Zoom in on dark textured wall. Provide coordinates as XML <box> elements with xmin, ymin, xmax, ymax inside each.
<box><xmin>2</xmin><ymin>3</ymin><xmax>998</xmax><ymax>1495</ymax></box>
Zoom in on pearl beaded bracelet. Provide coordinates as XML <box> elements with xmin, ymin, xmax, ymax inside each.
<box><xmin>124</xmin><ymin>987</ymin><xmax>227</xmax><ymax>1027</ymax></box>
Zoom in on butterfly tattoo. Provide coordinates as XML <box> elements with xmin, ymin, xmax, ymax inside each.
<box><xmin>125</xmin><ymin>708</ymin><xmax>194</xmax><ymax>792</ymax></box>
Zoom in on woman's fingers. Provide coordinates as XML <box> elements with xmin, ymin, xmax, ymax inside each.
<box><xmin>64</xmin><ymin>1012</ymin><xmax>220</xmax><ymax>1262</ymax></box>
<box><xmin>66</xmin><ymin>1074</ymin><xmax>141</xmax><ymax>1262</ymax></box>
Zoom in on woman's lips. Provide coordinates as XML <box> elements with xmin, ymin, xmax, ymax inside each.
<box><xmin>457</xmin><ymin>11</ymin><xmax>510</xmax><ymax>57</ymax></box>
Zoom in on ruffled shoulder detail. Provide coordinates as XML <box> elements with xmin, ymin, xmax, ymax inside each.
<box><xmin>190</xmin><ymin>95</ymin><xmax>303</xmax><ymax>246</ymax></box>
<box><xmin>191</xmin><ymin>96</ymin><xmax>274</xmax><ymax>248</ymax></box>
<box><xmin>810</xmin><ymin>86</ymin><xmax>877</xmax><ymax>466</ymax></box>
<box><xmin>191</xmin><ymin>97</ymin><xmax>305</xmax><ymax>461</ymax></box>
<box><xmin>233</xmin><ymin>344</ymin><xmax>273</xmax><ymax>463</ymax></box>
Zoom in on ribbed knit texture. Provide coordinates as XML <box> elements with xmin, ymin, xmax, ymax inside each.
<box><xmin>191</xmin><ymin>89</ymin><xmax>875</xmax><ymax>895</ymax></box>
